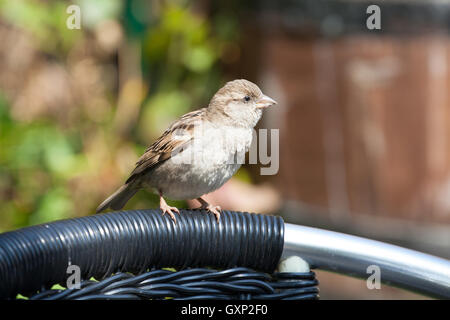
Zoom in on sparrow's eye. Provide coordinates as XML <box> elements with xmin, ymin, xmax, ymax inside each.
<box><xmin>244</xmin><ymin>95</ymin><xmax>251</xmax><ymax>102</ymax></box>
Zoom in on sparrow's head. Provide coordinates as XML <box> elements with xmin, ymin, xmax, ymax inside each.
<box><xmin>208</xmin><ymin>79</ymin><xmax>277</xmax><ymax>128</ymax></box>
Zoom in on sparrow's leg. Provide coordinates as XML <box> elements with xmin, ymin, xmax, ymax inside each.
<box><xmin>159</xmin><ymin>192</ymin><xmax>180</xmax><ymax>223</ymax></box>
<box><xmin>195</xmin><ymin>197</ymin><xmax>221</xmax><ymax>223</ymax></box>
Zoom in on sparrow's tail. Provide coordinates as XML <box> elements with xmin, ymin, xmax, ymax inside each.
<box><xmin>96</xmin><ymin>183</ymin><xmax>139</xmax><ymax>213</ymax></box>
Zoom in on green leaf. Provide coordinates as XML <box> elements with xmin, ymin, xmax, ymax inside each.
<box><xmin>30</xmin><ymin>188</ymin><xmax>73</xmax><ymax>225</ymax></box>
<box><xmin>183</xmin><ymin>46</ymin><xmax>215</xmax><ymax>73</ymax></box>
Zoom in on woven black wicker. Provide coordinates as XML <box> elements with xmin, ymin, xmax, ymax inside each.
<box><xmin>25</xmin><ymin>267</ymin><xmax>319</xmax><ymax>300</ymax></box>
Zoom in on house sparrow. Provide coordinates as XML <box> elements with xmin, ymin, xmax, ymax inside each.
<box><xmin>96</xmin><ymin>79</ymin><xmax>277</xmax><ymax>222</ymax></box>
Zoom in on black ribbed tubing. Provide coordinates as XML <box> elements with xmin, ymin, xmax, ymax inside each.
<box><xmin>0</xmin><ymin>209</ymin><xmax>284</xmax><ymax>298</ymax></box>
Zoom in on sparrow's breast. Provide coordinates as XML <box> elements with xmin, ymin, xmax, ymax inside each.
<box><xmin>145</xmin><ymin>125</ymin><xmax>253</xmax><ymax>200</ymax></box>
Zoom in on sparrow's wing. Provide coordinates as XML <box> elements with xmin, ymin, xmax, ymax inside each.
<box><xmin>125</xmin><ymin>108</ymin><xmax>206</xmax><ymax>184</ymax></box>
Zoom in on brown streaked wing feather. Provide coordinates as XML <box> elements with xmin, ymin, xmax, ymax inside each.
<box><xmin>125</xmin><ymin>108</ymin><xmax>206</xmax><ymax>184</ymax></box>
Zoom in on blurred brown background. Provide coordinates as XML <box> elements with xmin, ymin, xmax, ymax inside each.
<box><xmin>232</xmin><ymin>0</ymin><xmax>450</xmax><ymax>299</ymax></box>
<box><xmin>0</xmin><ymin>0</ymin><xmax>449</xmax><ymax>299</ymax></box>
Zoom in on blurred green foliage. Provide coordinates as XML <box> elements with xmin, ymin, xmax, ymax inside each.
<box><xmin>0</xmin><ymin>0</ymin><xmax>240</xmax><ymax>232</ymax></box>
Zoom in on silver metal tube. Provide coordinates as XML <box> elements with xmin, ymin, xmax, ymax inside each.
<box><xmin>282</xmin><ymin>223</ymin><xmax>450</xmax><ymax>298</ymax></box>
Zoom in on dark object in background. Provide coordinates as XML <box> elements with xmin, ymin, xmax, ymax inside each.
<box><xmin>219</xmin><ymin>0</ymin><xmax>450</xmax><ymax>299</ymax></box>
<box><xmin>231</xmin><ymin>0</ymin><xmax>450</xmax><ymax>247</ymax></box>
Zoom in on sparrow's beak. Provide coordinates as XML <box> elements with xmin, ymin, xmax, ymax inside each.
<box><xmin>256</xmin><ymin>94</ymin><xmax>277</xmax><ymax>109</ymax></box>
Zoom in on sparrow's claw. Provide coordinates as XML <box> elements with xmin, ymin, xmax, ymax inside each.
<box><xmin>195</xmin><ymin>197</ymin><xmax>222</xmax><ymax>223</ymax></box>
<box><xmin>206</xmin><ymin>205</ymin><xmax>221</xmax><ymax>224</ymax></box>
<box><xmin>159</xmin><ymin>193</ymin><xmax>180</xmax><ymax>223</ymax></box>
<box><xmin>160</xmin><ymin>203</ymin><xmax>179</xmax><ymax>223</ymax></box>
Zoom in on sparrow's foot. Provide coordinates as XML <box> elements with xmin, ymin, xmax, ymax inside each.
<box><xmin>206</xmin><ymin>205</ymin><xmax>221</xmax><ymax>223</ymax></box>
<box><xmin>160</xmin><ymin>204</ymin><xmax>180</xmax><ymax>223</ymax></box>
<box><xmin>196</xmin><ymin>197</ymin><xmax>221</xmax><ymax>223</ymax></box>
<box><xmin>159</xmin><ymin>193</ymin><xmax>180</xmax><ymax>223</ymax></box>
